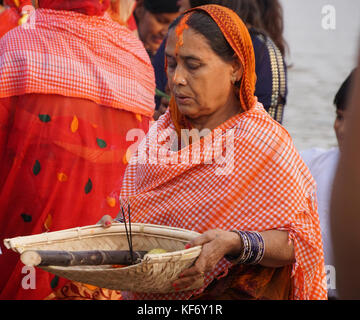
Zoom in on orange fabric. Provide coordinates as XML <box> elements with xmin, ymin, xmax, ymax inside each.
<box><xmin>169</xmin><ymin>5</ymin><xmax>256</xmax><ymax>135</ymax></box>
<box><xmin>44</xmin><ymin>281</ymin><xmax>123</xmax><ymax>300</ymax></box>
<box><xmin>0</xmin><ymin>8</ymin><xmax>155</xmax><ymax>117</ymax></box>
<box><xmin>194</xmin><ymin>265</ymin><xmax>292</xmax><ymax>300</ymax></box>
<box><xmin>121</xmin><ymin>105</ymin><xmax>327</xmax><ymax>300</ymax></box>
<box><xmin>0</xmin><ymin>94</ymin><xmax>150</xmax><ymax>299</ymax></box>
<box><xmin>119</xmin><ymin>5</ymin><xmax>327</xmax><ymax>300</ymax></box>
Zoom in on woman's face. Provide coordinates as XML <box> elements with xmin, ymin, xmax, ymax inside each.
<box><xmin>165</xmin><ymin>27</ymin><xmax>241</xmax><ymax>129</ymax></box>
<box><xmin>136</xmin><ymin>8</ymin><xmax>180</xmax><ymax>55</ymax></box>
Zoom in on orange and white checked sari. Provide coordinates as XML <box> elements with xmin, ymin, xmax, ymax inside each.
<box><xmin>119</xmin><ymin>5</ymin><xmax>327</xmax><ymax>300</ymax></box>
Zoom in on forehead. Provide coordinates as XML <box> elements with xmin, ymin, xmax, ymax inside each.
<box><xmin>166</xmin><ymin>27</ymin><xmax>214</xmax><ymax>58</ymax></box>
<box><xmin>147</xmin><ymin>11</ymin><xmax>179</xmax><ymax>23</ymax></box>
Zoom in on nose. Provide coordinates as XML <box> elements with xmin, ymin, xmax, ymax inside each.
<box><xmin>172</xmin><ymin>65</ymin><xmax>187</xmax><ymax>86</ymax></box>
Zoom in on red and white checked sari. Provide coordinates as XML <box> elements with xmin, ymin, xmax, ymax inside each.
<box><xmin>0</xmin><ymin>6</ymin><xmax>154</xmax><ymax>300</ymax></box>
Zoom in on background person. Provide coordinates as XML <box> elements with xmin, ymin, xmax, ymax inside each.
<box><xmin>255</xmin><ymin>0</ymin><xmax>288</xmax><ymax>57</ymax></box>
<box><xmin>133</xmin><ymin>0</ymin><xmax>180</xmax><ymax>58</ymax></box>
<box><xmin>0</xmin><ymin>0</ymin><xmax>155</xmax><ymax>300</ymax></box>
<box><xmin>331</xmin><ymin>53</ymin><xmax>360</xmax><ymax>300</ymax></box>
<box><xmin>300</xmin><ymin>69</ymin><xmax>356</xmax><ymax>299</ymax></box>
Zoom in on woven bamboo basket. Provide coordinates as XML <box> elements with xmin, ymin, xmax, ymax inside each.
<box><xmin>3</xmin><ymin>223</ymin><xmax>203</xmax><ymax>293</ymax></box>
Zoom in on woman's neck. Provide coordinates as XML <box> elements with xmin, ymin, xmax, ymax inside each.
<box><xmin>187</xmin><ymin>100</ymin><xmax>242</xmax><ymax>132</ymax></box>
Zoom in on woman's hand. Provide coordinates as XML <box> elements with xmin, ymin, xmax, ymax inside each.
<box><xmin>97</xmin><ymin>215</ymin><xmax>114</xmax><ymax>228</ymax></box>
<box><xmin>172</xmin><ymin>229</ymin><xmax>242</xmax><ymax>291</ymax></box>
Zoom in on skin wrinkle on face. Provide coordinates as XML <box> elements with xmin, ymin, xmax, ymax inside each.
<box><xmin>165</xmin><ymin>26</ymin><xmax>242</xmax><ymax>132</ymax></box>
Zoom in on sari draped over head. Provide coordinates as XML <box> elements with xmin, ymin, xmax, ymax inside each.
<box><xmin>0</xmin><ymin>2</ymin><xmax>155</xmax><ymax>299</ymax></box>
<box><xmin>119</xmin><ymin>5</ymin><xmax>327</xmax><ymax>300</ymax></box>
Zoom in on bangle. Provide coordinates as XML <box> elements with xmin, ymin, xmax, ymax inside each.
<box><xmin>225</xmin><ymin>231</ymin><xmax>265</xmax><ymax>265</ymax></box>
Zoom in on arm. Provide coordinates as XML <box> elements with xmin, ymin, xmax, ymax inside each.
<box><xmin>172</xmin><ymin>228</ymin><xmax>295</xmax><ymax>290</ymax></box>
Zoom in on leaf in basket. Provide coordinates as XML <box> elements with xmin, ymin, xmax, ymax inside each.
<box><xmin>33</xmin><ymin>160</ymin><xmax>41</xmax><ymax>176</ymax></box>
<box><xmin>20</xmin><ymin>213</ymin><xmax>32</xmax><ymax>223</ymax></box>
<box><xmin>84</xmin><ymin>178</ymin><xmax>92</xmax><ymax>194</ymax></box>
<box><xmin>50</xmin><ymin>275</ymin><xmax>59</xmax><ymax>289</ymax></box>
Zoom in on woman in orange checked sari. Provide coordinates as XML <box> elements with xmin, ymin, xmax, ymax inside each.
<box><xmin>101</xmin><ymin>5</ymin><xmax>327</xmax><ymax>300</ymax></box>
<box><xmin>0</xmin><ymin>0</ymin><xmax>155</xmax><ymax>299</ymax></box>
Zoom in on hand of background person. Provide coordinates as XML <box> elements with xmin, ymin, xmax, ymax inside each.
<box><xmin>172</xmin><ymin>229</ymin><xmax>242</xmax><ymax>291</ymax></box>
<box><xmin>97</xmin><ymin>214</ymin><xmax>114</xmax><ymax>228</ymax></box>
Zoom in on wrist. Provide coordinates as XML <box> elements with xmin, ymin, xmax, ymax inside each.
<box><xmin>225</xmin><ymin>230</ymin><xmax>243</xmax><ymax>258</ymax></box>
<box><xmin>225</xmin><ymin>231</ymin><xmax>265</xmax><ymax>265</ymax></box>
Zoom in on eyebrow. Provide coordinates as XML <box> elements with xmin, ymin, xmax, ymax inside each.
<box><xmin>165</xmin><ymin>52</ymin><xmax>202</xmax><ymax>61</ymax></box>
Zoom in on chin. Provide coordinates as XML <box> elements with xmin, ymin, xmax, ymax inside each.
<box><xmin>177</xmin><ymin>105</ymin><xmax>198</xmax><ymax>119</ymax></box>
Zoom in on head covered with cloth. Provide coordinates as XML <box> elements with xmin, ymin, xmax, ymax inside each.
<box><xmin>102</xmin><ymin>5</ymin><xmax>327</xmax><ymax>300</ymax></box>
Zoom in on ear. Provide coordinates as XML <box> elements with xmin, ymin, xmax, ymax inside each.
<box><xmin>231</xmin><ymin>57</ymin><xmax>243</xmax><ymax>84</ymax></box>
<box><xmin>134</xmin><ymin>0</ymin><xmax>145</xmax><ymax>19</ymax></box>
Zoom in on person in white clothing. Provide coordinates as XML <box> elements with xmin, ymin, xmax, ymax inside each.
<box><xmin>300</xmin><ymin>69</ymin><xmax>356</xmax><ymax>299</ymax></box>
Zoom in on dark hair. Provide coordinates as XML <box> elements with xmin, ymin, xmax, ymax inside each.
<box><xmin>334</xmin><ymin>69</ymin><xmax>357</xmax><ymax>111</ymax></box>
<box><xmin>255</xmin><ymin>0</ymin><xmax>288</xmax><ymax>56</ymax></box>
<box><xmin>190</xmin><ymin>0</ymin><xmax>264</xmax><ymax>33</ymax></box>
<box><xmin>169</xmin><ymin>11</ymin><xmax>235</xmax><ymax>63</ymax></box>
<box><xmin>144</xmin><ymin>0</ymin><xmax>180</xmax><ymax>13</ymax></box>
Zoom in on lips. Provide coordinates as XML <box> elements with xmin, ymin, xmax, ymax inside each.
<box><xmin>152</xmin><ymin>35</ymin><xmax>164</xmax><ymax>45</ymax></box>
<box><xmin>175</xmin><ymin>94</ymin><xmax>192</xmax><ymax>105</ymax></box>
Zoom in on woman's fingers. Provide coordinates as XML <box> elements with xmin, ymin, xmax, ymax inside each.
<box><xmin>172</xmin><ymin>265</ymin><xmax>206</xmax><ymax>290</ymax></box>
<box><xmin>185</xmin><ymin>230</ymin><xmax>216</xmax><ymax>249</ymax></box>
<box><xmin>97</xmin><ymin>215</ymin><xmax>113</xmax><ymax>228</ymax></box>
<box><xmin>175</xmin><ymin>229</ymin><xmax>239</xmax><ymax>290</ymax></box>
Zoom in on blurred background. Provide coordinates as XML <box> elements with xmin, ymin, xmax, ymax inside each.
<box><xmin>281</xmin><ymin>0</ymin><xmax>360</xmax><ymax>150</ymax></box>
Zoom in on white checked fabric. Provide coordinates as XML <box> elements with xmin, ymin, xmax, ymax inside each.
<box><xmin>0</xmin><ymin>8</ymin><xmax>155</xmax><ymax>117</ymax></box>
<box><xmin>120</xmin><ymin>103</ymin><xmax>328</xmax><ymax>300</ymax></box>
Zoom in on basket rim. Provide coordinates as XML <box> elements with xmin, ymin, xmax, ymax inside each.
<box><xmin>3</xmin><ymin>223</ymin><xmax>202</xmax><ymax>254</ymax></box>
